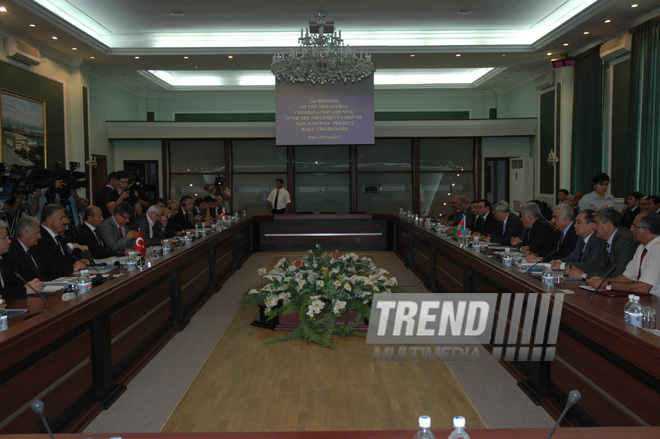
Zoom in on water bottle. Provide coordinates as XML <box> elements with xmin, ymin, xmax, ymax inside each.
<box><xmin>624</xmin><ymin>295</ymin><xmax>635</xmax><ymax>324</ymax></box>
<box><xmin>413</xmin><ymin>415</ymin><xmax>435</xmax><ymax>439</ymax></box>
<box><xmin>0</xmin><ymin>302</ymin><xmax>8</xmax><ymax>331</ymax></box>
<box><xmin>448</xmin><ymin>416</ymin><xmax>469</xmax><ymax>439</ymax></box>
<box><xmin>630</xmin><ymin>296</ymin><xmax>643</xmax><ymax>328</ymax></box>
<box><xmin>541</xmin><ymin>266</ymin><xmax>554</xmax><ymax>286</ymax></box>
<box><xmin>77</xmin><ymin>269</ymin><xmax>92</xmax><ymax>295</ymax></box>
<box><xmin>162</xmin><ymin>239</ymin><xmax>171</xmax><ymax>255</ymax></box>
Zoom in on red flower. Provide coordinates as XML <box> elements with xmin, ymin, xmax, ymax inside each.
<box><xmin>333</xmin><ymin>250</ymin><xmax>341</xmax><ymax>259</ymax></box>
<box><xmin>295</xmin><ymin>258</ymin><xmax>303</xmax><ymax>267</ymax></box>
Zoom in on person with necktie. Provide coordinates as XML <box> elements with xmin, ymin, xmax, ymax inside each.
<box><xmin>550</xmin><ymin>209</ymin><xmax>602</xmax><ymax>271</ymax></box>
<box><xmin>525</xmin><ymin>203</ymin><xmax>577</xmax><ymax>262</ymax></box>
<box><xmin>76</xmin><ymin>206</ymin><xmax>127</xmax><ymax>259</ymax></box>
<box><xmin>4</xmin><ymin>217</ymin><xmax>46</xmax><ymax>296</ymax></box>
<box><xmin>566</xmin><ymin>207</ymin><xmax>637</xmax><ymax>280</ymax></box>
<box><xmin>267</xmin><ymin>178</ymin><xmax>291</xmax><ymax>214</ymax></box>
<box><xmin>0</xmin><ymin>219</ymin><xmax>44</xmax><ymax>299</ymax></box>
<box><xmin>98</xmin><ymin>202</ymin><xmax>139</xmax><ymax>253</ymax></box>
<box><xmin>33</xmin><ymin>204</ymin><xmax>88</xmax><ymax>281</ymax></box>
<box><xmin>587</xmin><ymin>212</ymin><xmax>660</xmax><ymax>296</ymax></box>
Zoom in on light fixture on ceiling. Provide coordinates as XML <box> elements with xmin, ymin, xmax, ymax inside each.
<box><xmin>604</xmin><ymin>19</ymin><xmax>611</xmax><ymax>23</ymax></box>
<box><xmin>0</xmin><ymin>6</ymin><xmax>7</xmax><ymax>13</ymax></box>
<box><xmin>270</xmin><ymin>7</ymin><xmax>374</xmax><ymax>85</ymax></box>
<box><xmin>547</xmin><ymin>149</ymin><xmax>559</xmax><ymax>166</ymax></box>
<box><xmin>29</xmin><ymin>24</ymin><xmax>35</xmax><ymax>27</ymax></box>
<box><xmin>632</xmin><ymin>4</ymin><xmax>638</xmax><ymax>7</ymax></box>
<box><xmin>583</xmin><ymin>31</ymin><xmax>590</xmax><ymax>35</ymax></box>
<box><xmin>169</xmin><ymin>10</ymin><xmax>185</xmax><ymax>16</ymax></box>
<box><xmin>51</xmin><ymin>36</ymin><xmax>58</xmax><ymax>40</ymax></box>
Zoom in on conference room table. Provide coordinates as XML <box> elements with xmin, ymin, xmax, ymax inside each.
<box><xmin>1</xmin><ymin>213</ymin><xmax>659</xmax><ymax>434</ymax></box>
<box><xmin>3</xmin><ymin>428</ymin><xmax>660</xmax><ymax>439</ymax></box>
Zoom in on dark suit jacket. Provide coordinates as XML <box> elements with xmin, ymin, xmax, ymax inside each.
<box><xmin>621</xmin><ymin>206</ymin><xmax>640</xmax><ymax>229</ymax></box>
<box><xmin>521</xmin><ymin>218</ymin><xmax>556</xmax><ymax>257</ymax></box>
<box><xmin>4</xmin><ymin>239</ymin><xmax>45</xmax><ymax>289</ymax></box>
<box><xmin>131</xmin><ymin>214</ymin><xmax>172</xmax><ymax>246</ymax></box>
<box><xmin>95</xmin><ymin>185</ymin><xmax>117</xmax><ymax>219</ymax></box>
<box><xmin>76</xmin><ymin>222</ymin><xmax>121</xmax><ymax>259</ymax></box>
<box><xmin>584</xmin><ymin>227</ymin><xmax>638</xmax><ymax>278</ymax></box>
<box><xmin>490</xmin><ymin>213</ymin><xmax>524</xmax><ymax>245</ymax></box>
<box><xmin>167</xmin><ymin>207</ymin><xmax>194</xmax><ymax>232</ymax></box>
<box><xmin>471</xmin><ymin>211</ymin><xmax>496</xmax><ymax>236</ymax></box>
<box><xmin>559</xmin><ymin>232</ymin><xmax>602</xmax><ymax>269</ymax></box>
<box><xmin>0</xmin><ymin>257</ymin><xmax>28</xmax><ymax>299</ymax></box>
<box><xmin>32</xmin><ymin>226</ymin><xmax>76</xmax><ymax>281</ymax></box>
<box><xmin>546</xmin><ymin>222</ymin><xmax>578</xmax><ymax>261</ymax></box>
<box><xmin>450</xmin><ymin>208</ymin><xmax>474</xmax><ymax>228</ymax></box>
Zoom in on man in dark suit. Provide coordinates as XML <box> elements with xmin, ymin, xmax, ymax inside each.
<box><xmin>566</xmin><ymin>207</ymin><xmax>638</xmax><ymax>280</ymax></box>
<box><xmin>551</xmin><ymin>209</ymin><xmax>602</xmax><ymax>270</ymax></box>
<box><xmin>131</xmin><ymin>205</ymin><xmax>176</xmax><ymax>246</ymax></box>
<box><xmin>98</xmin><ymin>202</ymin><xmax>138</xmax><ymax>253</ymax></box>
<box><xmin>486</xmin><ymin>200</ymin><xmax>524</xmax><ymax>245</ymax></box>
<box><xmin>0</xmin><ymin>219</ymin><xmax>44</xmax><ymax>300</ymax></box>
<box><xmin>4</xmin><ymin>217</ymin><xmax>46</xmax><ymax>294</ymax></box>
<box><xmin>95</xmin><ymin>172</ymin><xmax>118</xmax><ymax>219</ymax></box>
<box><xmin>167</xmin><ymin>195</ymin><xmax>202</xmax><ymax>232</ymax></box>
<box><xmin>515</xmin><ymin>202</ymin><xmax>556</xmax><ymax>259</ymax></box>
<box><xmin>444</xmin><ymin>196</ymin><xmax>474</xmax><ymax>228</ymax></box>
<box><xmin>77</xmin><ymin>206</ymin><xmax>125</xmax><ymax>259</ymax></box>
<box><xmin>621</xmin><ymin>191</ymin><xmax>643</xmax><ymax>228</ymax></box>
<box><xmin>526</xmin><ymin>203</ymin><xmax>577</xmax><ymax>262</ymax></box>
<box><xmin>33</xmin><ymin>204</ymin><xmax>89</xmax><ymax>281</ymax></box>
<box><xmin>471</xmin><ymin>199</ymin><xmax>496</xmax><ymax>237</ymax></box>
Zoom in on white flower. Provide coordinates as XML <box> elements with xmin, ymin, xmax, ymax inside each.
<box><xmin>333</xmin><ymin>280</ymin><xmax>342</xmax><ymax>288</ymax></box>
<box><xmin>386</xmin><ymin>277</ymin><xmax>398</xmax><ymax>286</ymax></box>
<box><xmin>297</xmin><ymin>280</ymin><xmax>306</xmax><ymax>291</ymax></box>
<box><xmin>265</xmin><ymin>294</ymin><xmax>279</xmax><ymax>308</ymax></box>
<box><xmin>316</xmin><ymin>280</ymin><xmax>324</xmax><ymax>289</ymax></box>
<box><xmin>343</xmin><ymin>283</ymin><xmax>352</xmax><ymax>292</ymax></box>
<box><xmin>294</xmin><ymin>272</ymin><xmax>304</xmax><ymax>282</ymax></box>
<box><xmin>333</xmin><ymin>300</ymin><xmax>346</xmax><ymax>315</ymax></box>
<box><xmin>257</xmin><ymin>268</ymin><xmax>267</xmax><ymax>276</ymax></box>
<box><xmin>248</xmin><ymin>289</ymin><xmax>260</xmax><ymax>295</ymax></box>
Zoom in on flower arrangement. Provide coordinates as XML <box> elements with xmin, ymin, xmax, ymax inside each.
<box><xmin>241</xmin><ymin>245</ymin><xmax>401</xmax><ymax>349</ymax></box>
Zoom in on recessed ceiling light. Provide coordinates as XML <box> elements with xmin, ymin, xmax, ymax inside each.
<box><xmin>604</xmin><ymin>19</ymin><xmax>611</xmax><ymax>23</ymax></box>
<box><xmin>72</xmin><ymin>47</ymin><xmax>77</xmax><ymax>51</ymax></box>
<box><xmin>228</xmin><ymin>55</ymin><xmax>234</xmax><ymax>59</ymax></box>
<box><xmin>410</xmin><ymin>54</ymin><xmax>416</xmax><ymax>57</ymax></box>
<box><xmin>547</xmin><ymin>52</ymin><xmax>552</xmax><ymax>56</ymax></box>
<box><xmin>457</xmin><ymin>9</ymin><xmax>472</xmax><ymax>15</ymax></box>
<box><xmin>455</xmin><ymin>53</ymin><xmax>461</xmax><ymax>57</ymax></box>
<box><xmin>170</xmin><ymin>10</ymin><xmax>185</xmax><ymax>16</ymax></box>
<box><xmin>501</xmin><ymin>53</ymin><xmax>506</xmax><ymax>57</ymax></box>
<box><xmin>29</xmin><ymin>23</ymin><xmax>36</xmax><ymax>27</ymax></box>
<box><xmin>584</xmin><ymin>31</ymin><xmax>590</xmax><ymax>35</ymax></box>
<box><xmin>563</xmin><ymin>43</ymin><xmax>569</xmax><ymax>46</ymax></box>
<box><xmin>134</xmin><ymin>56</ymin><xmax>140</xmax><ymax>59</ymax></box>
<box><xmin>183</xmin><ymin>56</ymin><xmax>189</xmax><ymax>59</ymax></box>
<box><xmin>0</xmin><ymin>6</ymin><xmax>7</xmax><ymax>12</ymax></box>
<box><xmin>631</xmin><ymin>4</ymin><xmax>639</xmax><ymax>7</ymax></box>
<box><xmin>51</xmin><ymin>36</ymin><xmax>58</xmax><ymax>40</ymax></box>
<box><xmin>90</xmin><ymin>56</ymin><xmax>95</xmax><ymax>59</ymax></box>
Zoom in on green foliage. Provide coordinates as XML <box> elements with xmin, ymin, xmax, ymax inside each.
<box><xmin>242</xmin><ymin>247</ymin><xmax>402</xmax><ymax>349</ymax></box>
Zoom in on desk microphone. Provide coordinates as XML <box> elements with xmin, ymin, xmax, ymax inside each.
<box><xmin>86</xmin><ymin>265</ymin><xmax>107</xmax><ymax>285</ymax></box>
<box><xmin>546</xmin><ymin>390</ymin><xmax>581</xmax><ymax>439</ymax></box>
<box><xmin>526</xmin><ymin>251</ymin><xmax>557</xmax><ymax>274</ymax></box>
<box><xmin>588</xmin><ymin>264</ymin><xmax>616</xmax><ymax>305</ymax></box>
<box><xmin>14</xmin><ymin>271</ymin><xmax>50</xmax><ymax>320</ymax></box>
<box><xmin>30</xmin><ymin>400</ymin><xmax>55</xmax><ymax>439</ymax></box>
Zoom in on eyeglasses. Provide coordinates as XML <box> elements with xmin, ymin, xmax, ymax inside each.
<box><xmin>631</xmin><ymin>223</ymin><xmax>648</xmax><ymax>229</ymax></box>
<box><xmin>122</xmin><ymin>215</ymin><xmax>132</xmax><ymax>221</ymax></box>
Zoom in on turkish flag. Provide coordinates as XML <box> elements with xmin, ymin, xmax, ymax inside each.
<box><xmin>135</xmin><ymin>229</ymin><xmax>146</xmax><ymax>257</ymax></box>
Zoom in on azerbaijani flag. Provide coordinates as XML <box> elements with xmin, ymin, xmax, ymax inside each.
<box><xmin>454</xmin><ymin>215</ymin><xmax>467</xmax><ymax>237</ymax></box>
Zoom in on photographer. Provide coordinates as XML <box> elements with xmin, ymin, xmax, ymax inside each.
<box><xmin>203</xmin><ymin>175</ymin><xmax>231</xmax><ymax>212</ymax></box>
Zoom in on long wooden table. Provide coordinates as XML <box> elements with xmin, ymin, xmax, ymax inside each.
<box><xmin>2</xmin><ymin>213</ymin><xmax>659</xmax><ymax>433</ymax></box>
<box><xmin>0</xmin><ymin>221</ymin><xmax>252</xmax><ymax>433</ymax></box>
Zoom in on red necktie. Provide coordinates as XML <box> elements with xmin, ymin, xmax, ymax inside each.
<box><xmin>638</xmin><ymin>248</ymin><xmax>648</xmax><ymax>281</ymax></box>
<box><xmin>118</xmin><ymin>226</ymin><xmax>124</xmax><ymax>238</ymax></box>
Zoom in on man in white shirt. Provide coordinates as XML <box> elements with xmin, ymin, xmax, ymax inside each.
<box><xmin>267</xmin><ymin>179</ymin><xmax>291</xmax><ymax>214</ymax></box>
<box><xmin>587</xmin><ymin>212</ymin><xmax>660</xmax><ymax>296</ymax></box>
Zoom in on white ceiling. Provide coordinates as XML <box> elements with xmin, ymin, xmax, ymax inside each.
<box><xmin>1</xmin><ymin>0</ymin><xmax>659</xmax><ymax>93</ymax></box>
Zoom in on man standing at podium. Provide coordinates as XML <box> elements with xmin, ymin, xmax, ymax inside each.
<box><xmin>267</xmin><ymin>179</ymin><xmax>291</xmax><ymax>215</ymax></box>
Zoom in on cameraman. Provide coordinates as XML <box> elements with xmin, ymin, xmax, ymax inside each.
<box><xmin>203</xmin><ymin>175</ymin><xmax>231</xmax><ymax>211</ymax></box>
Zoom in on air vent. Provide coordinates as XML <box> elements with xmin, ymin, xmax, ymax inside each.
<box><xmin>6</xmin><ymin>38</ymin><xmax>41</xmax><ymax>66</ymax></box>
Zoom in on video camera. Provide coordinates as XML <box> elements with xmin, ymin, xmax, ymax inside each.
<box><xmin>0</xmin><ymin>161</ymin><xmax>88</xmax><ymax>205</ymax></box>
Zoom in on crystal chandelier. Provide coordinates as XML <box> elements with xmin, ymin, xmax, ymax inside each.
<box><xmin>271</xmin><ymin>8</ymin><xmax>374</xmax><ymax>85</ymax></box>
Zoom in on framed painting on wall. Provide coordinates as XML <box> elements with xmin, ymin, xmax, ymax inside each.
<box><xmin>0</xmin><ymin>90</ymin><xmax>46</xmax><ymax>167</ymax></box>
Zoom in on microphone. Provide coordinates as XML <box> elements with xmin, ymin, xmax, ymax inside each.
<box><xmin>30</xmin><ymin>400</ymin><xmax>55</xmax><ymax>439</ymax></box>
<box><xmin>526</xmin><ymin>251</ymin><xmax>557</xmax><ymax>274</ymax></box>
<box><xmin>85</xmin><ymin>265</ymin><xmax>107</xmax><ymax>286</ymax></box>
<box><xmin>588</xmin><ymin>264</ymin><xmax>617</xmax><ymax>305</ymax></box>
<box><xmin>546</xmin><ymin>390</ymin><xmax>581</xmax><ymax>439</ymax></box>
<box><xmin>14</xmin><ymin>271</ymin><xmax>50</xmax><ymax>321</ymax></box>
